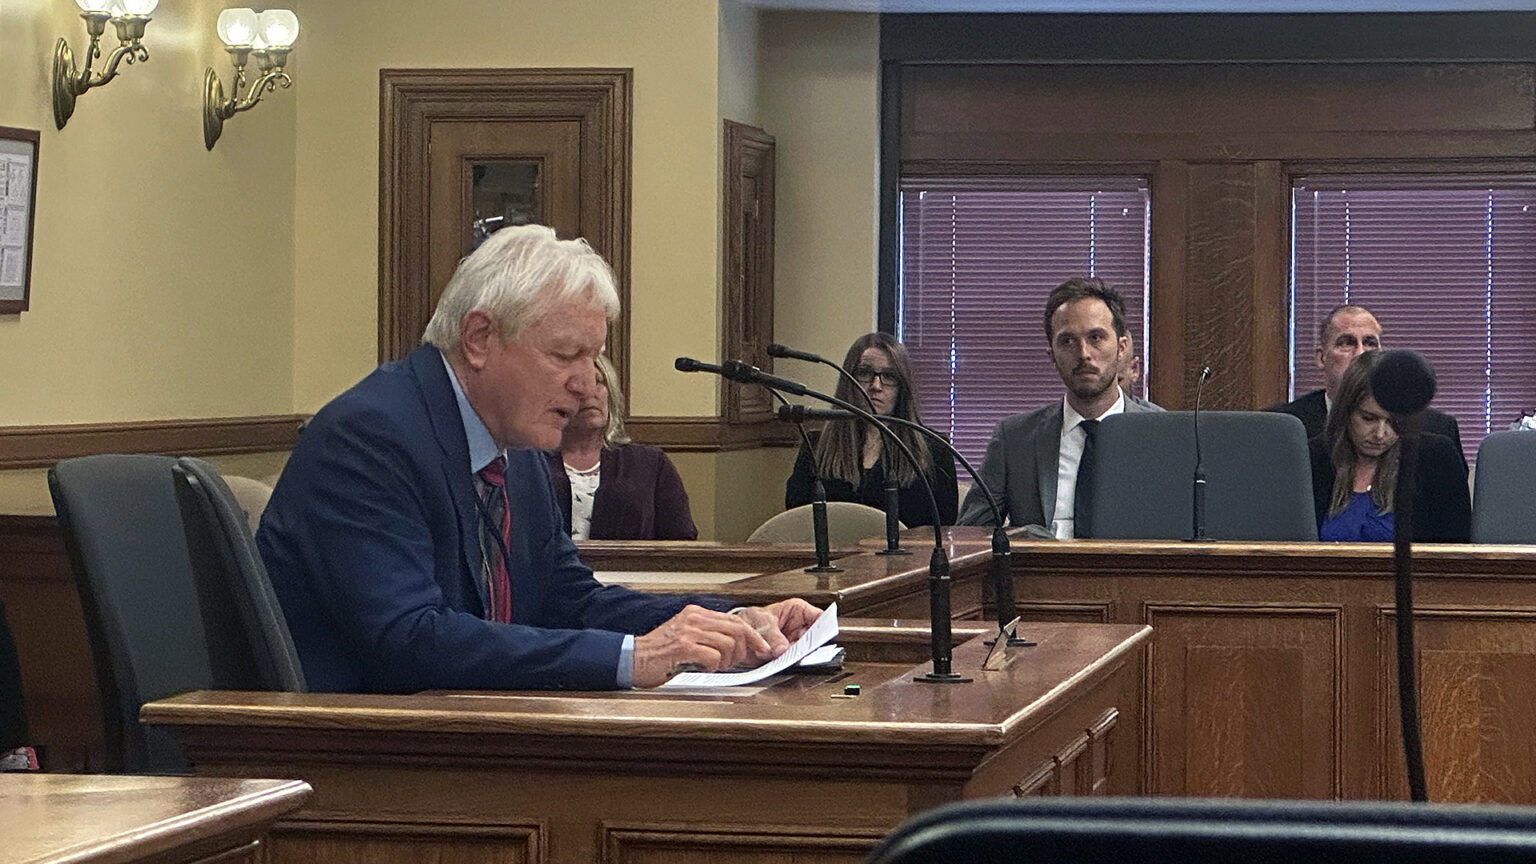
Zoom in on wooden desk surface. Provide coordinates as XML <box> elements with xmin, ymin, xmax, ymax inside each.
<box><xmin>144</xmin><ymin>621</ymin><xmax>1148</xmax><ymax>755</ymax></box>
<box><xmin>0</xmin><ymin>774</ymin><xmax>311</xmax><ymax>864</ymax></box>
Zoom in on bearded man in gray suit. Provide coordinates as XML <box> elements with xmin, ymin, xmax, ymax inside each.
<box><xmin>958</xmin><ymin>277</ymin><xmax>1156</xmax><ymax>538</ymax></box>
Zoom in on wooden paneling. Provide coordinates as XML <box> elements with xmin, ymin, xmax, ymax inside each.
<box><xmin>894</xmin><ymin>59</ymin><xmax>1536</xmax><ymax>409</ymax></box>
<box><xmin>269</xmin><ymin>820</ymin><xmax>539</xmax><ymax>864</ymax></box>
<box><xmin>1377</xmin><ymin>608</ymin><xmax>1536</xmax><ymax>803</ymax></box>
<box><xmin>1146</xmin><ymin>604</ymin><xmax>1341</xmax><ymax>798</ymax></box>
<box><xmin>623</xmin><ymin>416</ymin><xmax>796</xmax><ymax>452</ymax></box>
<box><xmin>0</xmin><ymin>514</ymin><xmax>101</xmax><ymax>771</ymax></box>
<box><xmin>0</xmin><ymin>414</ymin><xmax>304</xmax><ymax>470</ymax></box>
<box><xmin>378</xmin><ymin>68</ymin><xmax>632</xmax><ymax>388</ymax></box>
<box><xmin>145</xmin><ymin>623</ymin><xmax>1150</xmax><ymax>864</ymax></box>
<box><xmin>1003</xmin><ymin>539</ymin><xmax>1536</xmax><ymax>803</ymax></box>
<box><xmin>602</xmin><ymin>825</ymin><xmax>877</xmax><ymax>864</ymax></box>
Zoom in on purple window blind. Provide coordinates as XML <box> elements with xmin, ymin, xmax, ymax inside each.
<box><xmin>1292</xmin><ymin>176</ymin><xmax>1536</xmax><ymax>462</ymax></box>
<box><xmin>897</xmin><ymin>176</ymin><xmax>1151</xmax><ymax>466</ymax></box>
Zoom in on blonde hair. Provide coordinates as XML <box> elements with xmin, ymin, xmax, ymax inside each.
<box><xmin>594</xmin><ymin>354</ymin><xmax>631</xmax><ymax>447</ymax></box>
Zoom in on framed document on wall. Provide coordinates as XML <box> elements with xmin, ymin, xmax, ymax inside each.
<box><xmin>0</xmin><ymin>126</ymin><xmax>39</xmax><ymax>315</ymax></box>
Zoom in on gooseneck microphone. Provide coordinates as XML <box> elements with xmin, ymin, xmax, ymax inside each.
<box><xmin>678</xmin><ymin>356</ymin><xmax>839</xmax><ymax>572</ymax></box>
<box><xmin>777</xmin><ymin>403</ymin><xmax>1031</xmax><ymax>648</ymax></box>
<box><xmin>1371</xmin><ymin>349</ymin><xmax>1436</xmax><ymax>804</ymax></box>
<box><xmin>1190</xmin><ymin>365</ymin><xmax>1213</xmax><ymax>542</ymax></box>
<box><xmin>714</xmin><ymin>359</ymin><xmax>969</xmax><ymax>683</ymax></box>
<box><xmin>768</xmin><ymin>343</ymin><xmax>907</xmax><ymax>556</ymax></box>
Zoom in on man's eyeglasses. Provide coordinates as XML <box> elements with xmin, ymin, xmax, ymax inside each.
<box><xmin>852</xmin><ymin>366</ymin><xmax>901</xmax><ymax>387</ymax></box>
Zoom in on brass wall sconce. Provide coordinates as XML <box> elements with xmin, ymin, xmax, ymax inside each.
<box><xmin>52</xmin><ymin>0</ymin><xmax>159</xmax><ymax>130</ymax></box>
<box><xmin>203</xmin><ymin>8</ymin><xmax>299</xmax><ymax>150</ymax></box>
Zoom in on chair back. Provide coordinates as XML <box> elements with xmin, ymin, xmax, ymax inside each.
<box><xmin>48</xmin><ymin>455</ymin><xmax>203</xmax><ymax>773</ymax></box>
<box><xmin>747</xmin><ymin>502</ymin><xmax>897</xmax><ymax>544</ymax></box>
<box><xmin>219</xmin><ymin>474</ymin><xmax>275</xmax><ymax>535</ymax></box>
<box><xmin>0</xmin><ymin>598</ymin><xmax>28</xmax><ymax>753</ymax></box>
<box><xmin>172</xmin><ymin>458</ymin><xmax>306</xmax><ymax>692</ymax></box>
<box><xmin>866</xmin><ymin>797</ymin><xmax>1536</xmax><ymax>864</ymax></box>
<box><xmin>1087</xmin><ymin>411</ymin><xmax>1317</xmax><ymax>541</ymax></box>
<box><xmin>1471</xmin><ymin>430</ymin><xmax>1536</xmax><ymax>543</ymax></box>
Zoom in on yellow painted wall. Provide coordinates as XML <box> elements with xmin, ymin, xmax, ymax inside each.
<box><xmin>289</xmin><ymin>0</ymin><xmax>725</xmax><ymax>420</ymax></box>
<box><xmin>761</xmin><ymin>12</ymin><xmax>880</xmax><ymax>400</ymax></box>
<box><xmin>0</xmin><ymin>0</ymin><xmax>296</xmax><ymax>509</ymax></box>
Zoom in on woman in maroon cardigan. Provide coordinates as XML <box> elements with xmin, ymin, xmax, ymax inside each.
<box><xmin>545</xmin><ymin>355</ymin><xmax>698</xmax><ymax>540</ymax></box>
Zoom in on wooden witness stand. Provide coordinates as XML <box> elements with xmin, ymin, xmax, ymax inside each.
<box><xmin>143</xmin><ymin>619</ymin><xmax>1149</xmax><ymax>864</ymax></box>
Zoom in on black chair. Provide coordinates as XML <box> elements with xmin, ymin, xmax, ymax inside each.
<box><xmin>866</xmin><ymin>797</ymin><xmax>1536</xmax><ymax>864</ymax></box>
<box><xmin>48</xmin><ymin>454</ymin><xmax>300</xmax><ymax>774</ymax></box>
<box><xmin>1471</xmin><ymin>430</ymin><xmax>1536</xmax><ymax>544</ymax></box>
<box><xmin>1087</xmin><ymin>411</ymin><xmax>1318</xmax><ymax>541</ymax></box>
<box><xmin>0</xmin><ymin>597</ymin><xmax>29</xmax><ymax>757</ymax></box>
<box><xmin>172</xmin><ymin>457</ymin><xmax>305</xmax><ymax>692</ymax></box>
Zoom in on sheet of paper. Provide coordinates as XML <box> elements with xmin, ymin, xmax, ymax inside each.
<box><xmin>660</xmin><ymin>603</ymin><xmax>839</xmax><ymax>688</ymax></box>
<box><xmin>799</xmin><ymin>644</ymin><xmax>841</xmax><ymax>666</ymax></box>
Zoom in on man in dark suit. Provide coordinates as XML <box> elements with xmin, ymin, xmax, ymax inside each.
<box><xmin>258</xmin><ymin>225</ymin><xmax>817</xmax><ymax>693</ymax></box>
<box><xmin>958</xmin><ymin>277</ymin><xmax>1156</xmax><ymax>537</ymax></box>
<box><xmin>1266</xmin><ymin>304</ymin><xmax>1463</xmax><ymax>459</ymax></box>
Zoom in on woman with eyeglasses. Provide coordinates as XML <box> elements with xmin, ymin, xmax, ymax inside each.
<box><xmin>1308</xmin><ymin>350</ymin><xmax>1469</xmax><ymax>542</ymax></box>
<box><xmin>784</xmin><ymin>332</ymin><xmax>958</xmax><ymax>527</ymax></box>
<box><xmin>546</xmin><ymin>354</ymin><xmax>698</xmax><ymax>540</ymax></box>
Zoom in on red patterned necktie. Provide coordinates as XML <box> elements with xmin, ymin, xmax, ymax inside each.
<box><xmin>476</xmin><ymin>456</ymin><xmax>513</xmax><ymax>623</ymax></box>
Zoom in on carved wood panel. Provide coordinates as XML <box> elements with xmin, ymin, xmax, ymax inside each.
<box><xmin>269</xmin><ymin>819</ymin><xmax>540</xmax><ymax>864</ymax></box>
<box><xmin>379</xmin><ymin>68</ymin><xmax>632</xmax><ymax>392</ymax></box>
<box><xmin>1376</xmin><ymin>607</ymin><xmax>1536</xmax><ymax>803</ymax></box>
<box><xmin>602</xmin><ymin>825</ymin><xmax>877</xmax><ymax>864</ymax></box>
<box><xmin>1146</xmin><ymin>604</ymin><xmax>1342</xmax><ymax>798</ymax></box>
<box><xmin>722</xmin><ymin>121</ymin><xmax>777</xmax><ymax>425</ymax></box>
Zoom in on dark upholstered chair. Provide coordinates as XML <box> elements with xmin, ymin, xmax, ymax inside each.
<box><xmin>48</xmin><ymin>454</ymin><xmax>302</xmax><ymax>774</ymax></box>
<box><xmin>0</xmin><ymin>597</ymin><xmax>28</xmax><ymax>756</ymax></box>
<box><xmin>172</xmin><ymin>457</ymin><xmax>305</xmax><ymax>692</ymax></box>
<box><xmin>866</xmin><ymin>797</ymin><xmax>1536</xmax><ymax>864</ymax></box>
<box><xmin>1471</xmin><ymin>430</ymin><xmax>1536</xmax><ymax>544</ymax></box>
<box><xmin>1086</xmin><ymin>411</ymin><xmax>1318</xmax><ymax>541</ymax></box>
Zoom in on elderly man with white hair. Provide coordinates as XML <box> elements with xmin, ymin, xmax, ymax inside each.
<box><xmin>259</xmin><ymin>225</ymin><xmax>817</xmax><ymax>693</ymax></box>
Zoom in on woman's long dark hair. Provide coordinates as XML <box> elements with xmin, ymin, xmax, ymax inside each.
<box><xmin>1326</xmin><ymin>349</ymin><xmax>1400</xmax><ymax>518</ymax></box>
<box><xmin>813</xmin><ymin>332</ymin><xmax>932</xmax><ymax>487</ymax></box>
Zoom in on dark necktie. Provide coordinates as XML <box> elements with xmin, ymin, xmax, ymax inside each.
<box><xmin>477</xmin><ymin>456</ymin><xmax>513</xmax><ymax>623</ymax></box>
<box><xmin>1073</xmin><ymin>419</ymin><xmax>1099</xmax><ymax>539</ymax></box>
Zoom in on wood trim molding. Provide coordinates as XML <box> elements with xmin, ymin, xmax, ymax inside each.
<box><xmin>378</xmin><ymin>67</ymin><xmax>633</xmax><ymax>392</ymax></box>
<box><xmin>0</xmin><ymin>414</ymin><xmax>306</xmax><ymax>470</ymax></box>
<box><xmin>625</xmin><ymin>416</ymin><xmax>797</xmax><ymax>452</ymax></box>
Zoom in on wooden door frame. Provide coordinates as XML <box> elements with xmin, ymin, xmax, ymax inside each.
<box><xmin>379</xmin><ymin>68</ymin><xmax>632</xmax><ymax>395</ymax></box>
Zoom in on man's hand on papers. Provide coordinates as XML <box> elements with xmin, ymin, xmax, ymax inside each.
<box><xmin>632</xmin><ymin>604</ymin><xmax>775</xmax><ymax>688</ymax></box>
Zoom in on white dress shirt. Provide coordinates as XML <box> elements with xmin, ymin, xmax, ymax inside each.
<box><xmin>1051</xmin><ymin>389</ymin><xmax>1127</xmax><ymax>539</ymax></box>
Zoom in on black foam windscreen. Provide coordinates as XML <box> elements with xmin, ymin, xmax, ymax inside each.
<box><xmin>1370</xmin><ymin>349</ymin><xmax>1436</xmax><ymax>415</ymax></box>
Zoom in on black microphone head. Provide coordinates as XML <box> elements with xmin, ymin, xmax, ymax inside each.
<box><xmin>1370</xmin><ymin>349</ymin><xmax>1437</xmax><ymax>415</ymax></box>
<box><xmin>766</xmin><ymin>343</ymin><xmax>790</xmax><ymax>358</ymax></box>
<box><xmin>720</xmin><ymin>359</ymin><xmax>756</xmax><ymax>383</ymax></box>
<box><xmin>674</xmin><ymin>357</ymin><xmax>698</xmax><ymax>372</ymax></box>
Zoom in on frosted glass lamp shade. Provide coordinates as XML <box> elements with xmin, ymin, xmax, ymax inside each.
<box><xmin>216</xmin><ymin>8</ymin><xmax>258</xmax><ymax>46</ymax></box>
<box><xmin>75</xmin><ymin>0</ymin><xmax>114</xmax><ymax>12</ymax></box>
<box><xmin>257</xmin><ymin>9</ymin><xmax>298</xmax><ymax>48</ymax></box>
<box><xmin>110</xmin><ymin>0</ymin><xmax>156</xmax><ymax>14</ymax></box>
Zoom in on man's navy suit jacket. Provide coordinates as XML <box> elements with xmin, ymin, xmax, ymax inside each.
<box><xmin>257</xmin><ymin>345</ymin><xmax>708</xmax><ymax>693</ymax></box>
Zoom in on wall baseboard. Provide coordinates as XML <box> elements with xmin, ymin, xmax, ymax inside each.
<box><xmin>625</xmin><ymin>416</ymin><xmax>798</xmax><ymax>452</ymax></box>
<box><xmin>0</xmin><ymin>414</ymin><xmax>308</xmax><ymax>470</ymax></box>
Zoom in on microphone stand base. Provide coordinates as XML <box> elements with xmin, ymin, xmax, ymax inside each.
<box><xmin>875</xmin><ymin>547</ymin><xmax>913</xmax><ymax>556</ymax></box>
<box><xmin>804</xmin><ymin>564</ymin><xmax>843</xmax><ymax>573</ymax></box>
<box><xmin>914</xmin><ymin>671</ymin><xmax>973</xmax><ymax>684</ymax></box>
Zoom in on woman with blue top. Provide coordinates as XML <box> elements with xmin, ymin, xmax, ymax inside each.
<box><xmin>1308</xmin><ymin>350</ymin><xmax>1470</xmax><ymax>543</ymax></box>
